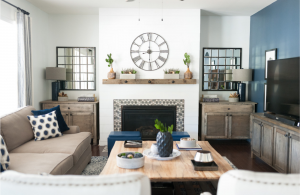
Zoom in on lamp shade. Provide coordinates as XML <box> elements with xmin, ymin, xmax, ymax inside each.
<box><xmin>232</xmin><ymin>69</ymin><xmax>253</xmax><ymax>82</ymax></box>
<box><xmin>46</xmin><ymin>67</ymin><xmax>66</xmax><ymax>80</ymax></box>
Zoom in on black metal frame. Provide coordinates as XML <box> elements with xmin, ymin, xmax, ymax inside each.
<box><xmin>130</xmin><ymin>32</ymin><xmax>169</xmax><ymax>71</ymax></box>
<box><xmin>121</xmin><ymin>106</ymin><xmax>177</xmax><ymax>140</ymax></box>
<box><xmin>56</xmin><ymin>47</ymin><xmax>96</xmax><ymax>91</ymax></box>
<box><xmin>265</xmin><ymin>48</ymin><xmax>277</xmax><ymax>80</ymax></box>
<box><xmin>202</xmin><ymin>47</ymin><xmax>242</xmax><ymax>91</ymax></box>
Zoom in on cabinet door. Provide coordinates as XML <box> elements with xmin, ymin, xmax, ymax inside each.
<box><xmin>252</xmin><ymin>119</ymin><xmax>262</xmax><ymax>157</ymax></box>
<box><xmin>260</xmin><ymin>123</ymin><xmax>274</xmax><ymax>165</ymax></box>
<box><xmin>70</xmin><ymin>112</ymin><xmax>94</xmax><ymax>136</ymax></box>
<box><xmin>229</xmin><ymin>113</ymin><xmax>251</xmax><ymax>138</ymax></box>
<box><xmin>61</xmin><ymin>112</ymin><xmax>70</xmax><ymax>126</ymax></box>
<box><xmin>289</xmin><ymin>133</ymin><xmax>300</xmax><ymax>173</ymax></box>
<box><xmin>205</xmin><ymin>113</ymin><xmax>228</xmax><ymax>139</ymax></box>
<box><xmin>273</xmin><ymin>128</ymin><xmax>289</xmax><ymax>173</ymax></box>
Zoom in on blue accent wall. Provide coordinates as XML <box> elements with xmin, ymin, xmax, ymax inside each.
<box><xmin>248</xmin><ymin>0</ymin><xmax>300</xmax><ymax>112</ymax></box>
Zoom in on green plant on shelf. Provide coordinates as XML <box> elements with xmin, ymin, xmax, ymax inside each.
<box><xmin>105</xmin><ymin>53</ymin><xmax>114</xmax><ymax>68</ymax></box>
<box><xmin>164</xmin><ymin>68</ymin><xmax>180</xmax><ymax>74</ymax></box>
<box><xmin>121</xmin><ymin>68</ymin><xmax>137</xmax><ymax>74</ymax></box>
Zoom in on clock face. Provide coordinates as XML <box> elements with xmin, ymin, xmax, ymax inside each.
<box><xmin>130</xmin><ymin>33</ymin><xmax>169</xmax><ymax>71</ymax></box>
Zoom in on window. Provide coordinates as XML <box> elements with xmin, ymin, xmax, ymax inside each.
<box><xmin>57</xmin><ymin>47</ymin><xmax>96</xmax><ymax>90</ymax></box>
<box><xmin>202</xmin><ymin>48</ymin><xmax>242</xmax><ymax>91</ymax></box>
<box><xmin>0</xmin><ymin>18</ymin><xmax>18</xmax><ymax>116</ymax></box>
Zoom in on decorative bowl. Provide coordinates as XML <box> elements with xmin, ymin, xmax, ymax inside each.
<box><xmin>229</xmin><ymin>97</ymin><xmax>239</xmax><ymax>102</ymax></box>
<box><xmin>180</xmin><ymin>137</ymin><xmax>196</xmax><ymax>148</ymax></box>
<box><xmin>194</xmin><ymin>150</ymin><xmax>214</xmax><ymax>166</ymax></box>
<box><xmin>116</xmin><ymin>152</ymin><xmax>144</xmax><ymax>169</ymax></box>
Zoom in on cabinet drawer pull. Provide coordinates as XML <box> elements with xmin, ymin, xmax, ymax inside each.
<box><xmin>70</xmin><ymin>113</ymin><xmax>73</xmax><ymax>116</ymax></box>
<box><xmin>68</xmin><ymin>107</ymin><xmax>70</xmax><ymax>109</ymax></box>
<box><xmin>284</xmin><ymin>133</ymin><xmax>288</xmax><ymax>137</ymax></box>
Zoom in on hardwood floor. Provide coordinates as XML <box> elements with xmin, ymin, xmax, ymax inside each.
<box><xmin>92</xmin><ymin>140</ymin><xmax>276</xmax><ymax>172</ymax></box>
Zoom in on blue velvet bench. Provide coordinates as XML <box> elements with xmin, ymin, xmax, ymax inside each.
<box><xmin>107</xmin><ymin>131</ymin><xmax>190</xmax><ymax>156</ymax></box>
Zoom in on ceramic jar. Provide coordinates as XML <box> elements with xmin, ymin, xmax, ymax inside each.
<box><xmin>156</xmin><ymin>132</ymin><xmax>173</xmax><ymax>157</ymax></box>
<box><xmin>107</xmin><ymin>68</ymin><xmax>116</xmax><ymax>79</ymax></box>
<box><xmin>184</xmin><ymin>67</ymin><xmax>193</xmax><ymax>79</ymax></box>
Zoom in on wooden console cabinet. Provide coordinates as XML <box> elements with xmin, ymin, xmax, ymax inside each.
<box><xmin>251</xmin><ymin>113</ymin><xmax>300</xmax><ymax>173</ymax></box>
<box><xmin>200</xmin><ymin>101</ymin><xmax>257</xmax><ymax>141</ymax></box>
<box><xmin>41</xmin><ymin>100</ymin><xmax>99</xmax><ymax>145</ymax></box>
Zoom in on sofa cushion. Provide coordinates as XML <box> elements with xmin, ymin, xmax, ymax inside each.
<box><xmin>0</xmin><ymin>135</ymin><xmax>10</xmax><ymax>172</ymax></box>
<box><xmin>32</xmin><ymin>105</ymin><xmax>69</xmax><ymax>132</ymax></box>
<box><xmin>9</xmin><ymin>153</ymin><xmax>73</xmax><ymax>175</ymax></box>
<box><xmin>0</xmin><ymin>106</ymin><xmax>35</xmax><ymax>152</ymax></box>
<box><xmin>10</xmin><ymin>132</ymin><xmax>91</xmax><ymax>164</ymax></box>
<box><xmin>27</xmin><ymin>111</ymin><xmax>62</xmax><ymax>141</ymax></box>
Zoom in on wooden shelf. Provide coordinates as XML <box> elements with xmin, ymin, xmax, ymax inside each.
<box><xmin>102</xmin><ymin>79</ymin><xmax>196</xmax><ymax>84</ymax></box>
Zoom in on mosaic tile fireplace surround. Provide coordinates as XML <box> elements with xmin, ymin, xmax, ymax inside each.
<box><xmin>113</xmin><ymin>99</ymin><xmax>185</xmax><ymax>132</ymax></box>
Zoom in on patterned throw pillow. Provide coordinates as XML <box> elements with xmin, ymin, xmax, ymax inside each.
<box><xmin>0</xmin><ymin>135</ymin><xmax>10</xmax><ymax>172</ymax></box>
<box><xmin>27</xmin><ymin>111</ymin><xmax>62</xmax><ymax>141</ymax></box>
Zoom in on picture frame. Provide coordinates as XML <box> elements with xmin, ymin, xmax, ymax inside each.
<box><xmin>264</xmin><ymin>83</ymin><xmax>267</xmax><ymax>112</ymax></box>
<box><xmin>265</xmin><ymin>48</ymin><xmax>277</xmax><ymax>80</ymax></box>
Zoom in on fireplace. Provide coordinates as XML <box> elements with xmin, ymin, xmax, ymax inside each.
<box><xmin>121</xmin><ymin>106</ymin><xmax>176</xmax><ymax>140</ymax></box>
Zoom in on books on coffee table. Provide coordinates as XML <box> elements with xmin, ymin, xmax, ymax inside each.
<box><xmin>176</xmin><ymin>143</ymin><xmax>202</xmax><ymax>151</ymax></box>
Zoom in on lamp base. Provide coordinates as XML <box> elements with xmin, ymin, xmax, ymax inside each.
<box><xmin>237</xmin><ymin>83</ymin><xmax>246</xmax><ymax>102</ymax></box>
<box><xmin>52</xmin><ymin>82</ymin><xmax>60</xmax><ymax>101</ymax></box>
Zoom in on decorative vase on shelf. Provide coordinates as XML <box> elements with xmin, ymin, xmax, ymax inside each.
<box><xmin>156</xmin><ymin>131</ymin><xmax>173</xmax><ymax>157</ymax></box>
<box><xmin>184</xmin><ymin>67</ymin><xmax>193</xmax><ymax>79</ymax></box>
<box><xmin>107</xmin><ymin>67</ymin><xmax>116</xmax><ymax>79</ymax></box>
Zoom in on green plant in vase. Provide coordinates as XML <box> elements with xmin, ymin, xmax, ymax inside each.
<box><xmin>154</xmin><ymin>119</ymin><xmax>174</xmax><ymax>157</ymax></box>
<box><xmin>183</xmin><ymin>53</ymin><xmax>193</xmax><ymax>79</ymax></box>
<box><xmin>105</xmin><ymin>53</ymin><xmax>116</xmax><ymax>79</ymax></box>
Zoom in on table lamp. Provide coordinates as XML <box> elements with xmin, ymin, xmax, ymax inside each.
<box><xmin>46</xmin><ymin>67</ymin><xmax>66</xmax><ymax>101</ymax></box>
<box><xmin>232</xmin><ymin>69</ymin><xmax>253</xmax><ymax>102</ymax></box>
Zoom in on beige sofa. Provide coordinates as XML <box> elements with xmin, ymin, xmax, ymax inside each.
<box><xmin>0</xmin><ymin>106</ymin><xmax>92</xmax><ymax>175</ymax></box>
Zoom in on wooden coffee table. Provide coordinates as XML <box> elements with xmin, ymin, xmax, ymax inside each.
<box><xmin>101</xmin><ymin>141</ymin><xmax>233</xmax><ymax>182</ymax></box>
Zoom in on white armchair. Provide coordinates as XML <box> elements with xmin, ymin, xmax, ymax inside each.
<box><xmin>0</xmin><ymin>171</ymin><xmax>151</xmax><ymax>195</ymax></box>
<box><xmin>201</xmin><ymin>170</ymin><xmax>300</xmax><ymax>195</ymax></box>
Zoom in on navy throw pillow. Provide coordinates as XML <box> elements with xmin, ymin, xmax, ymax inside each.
<box><xmin>32</xmin><ymin>105</ymin><xmax>69</xmax><ymax>132</ymax></box>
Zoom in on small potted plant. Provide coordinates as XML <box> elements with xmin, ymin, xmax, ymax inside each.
<box><xmin>183</xmin><ymin>53</ymin><xmax>193</xmax><ymax>79</ymax></box>
<box><xmin>105</xmin><ymin>53</ymin><xmax>116</xmax><ymax>79</ymax></box>
<box><xmin>120</xmin><ymin>68</ymin><xmax>137</xmax><ymax>79</ymax></box>
<box><xmin>154</xmin><ymin>119</ymin><xmax>173</xmax><ymax>157</ymax></box>
<box><xmin>229</xmin><ymin>92</ymin><xmax>239</xmax><ymax>102</ymax></box>
<box><xmin>163</xmin><ymin>69</ymin><xmax>180</xmax><ymax>79</ymax></box>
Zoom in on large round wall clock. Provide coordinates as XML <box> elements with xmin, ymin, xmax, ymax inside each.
<box><xmin>130</xmin><ymin>33</ymin><xmax>169</xmax><ymax>71</ymax></box>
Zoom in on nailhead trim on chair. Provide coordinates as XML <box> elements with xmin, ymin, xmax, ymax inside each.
<box><xmin>0</xmin><ymin>175</ymin><xmax>147</xmax><ymax>186</ymax></box>
<box><xmin>227</xmin><ymin>173</ymin><xmax>300</xmax><ymax>186</ymax></box>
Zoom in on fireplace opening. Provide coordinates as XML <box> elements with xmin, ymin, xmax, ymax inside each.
<box><xmin>121</xmin><ymin>106</ymin><xmax>176</xmax><ymax>140</ymax></box>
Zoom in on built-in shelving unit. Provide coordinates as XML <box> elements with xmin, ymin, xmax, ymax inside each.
<box><xmin>102</xmin><ymin>79</ymin><xmax>196</xmax><ymax>84</ymax></box>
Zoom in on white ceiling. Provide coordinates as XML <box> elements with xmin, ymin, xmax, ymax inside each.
<box><xmin>27</xmin><ymin>0</ymin><xmax>276</xmax><ymax>16</ymax></box>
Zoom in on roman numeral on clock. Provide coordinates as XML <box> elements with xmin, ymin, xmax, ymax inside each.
<box><xmin>160</xmin><ymin>50</ymin><xmax>169</xmax><ymax>53</ymax></box>
<box><xmin>158</xmin><ymin>42</ymin><xmax>166</xmax><ymax>47</ymax></box>
<box><xmin>147</xmin><ymin>33</ymin><xmax>152</xmax><ymax>41</ymax></box>
<box><xmin>155</xmin><ymin>61</ymin><xmax>160</xmax><ymax>68</ymax></box>
<box><xmin>140</xmin><ymin>36</ymin><xmax>145</xmax><ymax>42</ymax></box>
<box><xmin>133</xmin><ymin>56</ymin><xmax>141</xmax><ymax>63</ymax></box>
<box><xmin>133</xmin><ymin>42</ymin><xmax>141</xmax><ymax>47</ymax></box>
<box><xmin>131</xmin><ymin>50</ymin><xmax>139</xmax><ymax>53</ymax></box>
<box><xmin>158</xmin><ymin>56</ymin><xmax>166</xmax><ymax>62</ymax></box>
<box><xmin>139</xmin><ymin>60</ymin><xmax>145</xmax><ymax>69</ymax></box>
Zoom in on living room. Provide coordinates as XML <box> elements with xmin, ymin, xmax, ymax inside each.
<box><xmin>0</xmin><ymin>0</ymin><xmax>299</xmax><ymax>194</ymax></box>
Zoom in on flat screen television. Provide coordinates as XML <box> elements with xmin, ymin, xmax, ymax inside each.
<box><xmin>266</xmin><ymin>57</ymin><xmax>300</xmax><ymax>119</ymax></box>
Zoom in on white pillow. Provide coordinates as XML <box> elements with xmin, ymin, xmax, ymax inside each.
<box><xmin>0</xmin><ymin>135</ymin><xmax>9</xmax><ymax>172</ymax></box>
<box><xmin>27</xmin><ymin>111</ymin><xmax>62</xmax><ymax>141</ymax></box>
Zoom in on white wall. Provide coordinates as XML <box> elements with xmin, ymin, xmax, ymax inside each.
<box><xmin>47</xmin><ymin>15</ymin><xmax>99</xmax><ymax>99</ymax></box>
<box><xmin>99</xmin><ymin>9</ymin><xmax>200</xmax><ymax>145</ymax></box>
<box><xmin>200</xmin><ymin>15</ymin><xmax>250</xmax><ymax>100</ymax></box>
<box><xmin>8</xmin><ymin>0</ymin><xmax>50</xmax><ymax>109</ymax></box>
